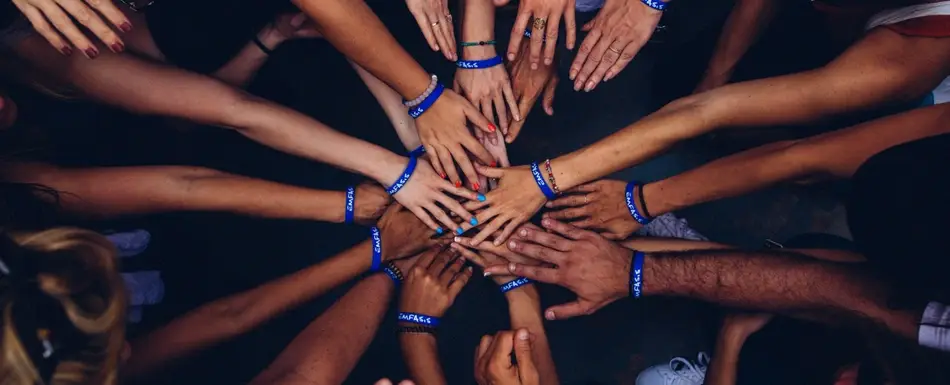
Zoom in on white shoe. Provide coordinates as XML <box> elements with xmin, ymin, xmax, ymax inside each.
<box><xmin>636</xmin><ymin>352</ymin><xmax>710</xmax><ymax>385</ymax></box>
<box><xmin>637</xmin><ymin>213</ymin><xmax>708</xmax><ymax>241</ymax></box>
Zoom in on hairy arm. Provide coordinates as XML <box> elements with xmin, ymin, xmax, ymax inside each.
<box><xmin>695</xmin><ymin>0</ymin><xmax>778</xmax><ymax>92</ymax></box>
<box><xmin>547</xmin><ymin>28</ymin><xmax>950</xmax><ymax>191</ymax></box>
<box><xmin>643</xmin><ymin>102</ymin><xmax>950</xmax><ymax>218</ymax></box>
<box><xmin>250</xmin><ymin>274</ymin><xmax>395</xmax><ymax>385</ymax></box>
<box><xmin>506</xmin><ymin>286</ymin><xmax>559</xmax><ymax>385</ymax></box>
<box><xmin>124</xmin><ymin>241</ymin><xmax>376</xmax><ymax>378</ymax></box>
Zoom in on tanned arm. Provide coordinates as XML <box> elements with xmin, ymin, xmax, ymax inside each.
<box><xmin>506</xmin><ymin>286</ymin><xmax>559</xmax><ymax>385</ymax></box>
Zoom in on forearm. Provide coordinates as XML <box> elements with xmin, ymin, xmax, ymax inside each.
<box><xmin>462</xmin><ymin>0</ymin><xmax>495</xmax><ymax>44</ymax></box>
<box><xmin>399</xmin><ymin>333</ymin><xmax>447</xmax><ymax>385</ymax></box>
<box><xmin>703</xmin><ymin>329</ymin><xmax>747</xmax><ymax>385</ymax></box>
<box><xmin>642</xmin><ymin>249</ymin><xmax>921</xmax><ymax>340</ymax></box>
<box><xmin>701</xmin><ymin>0</ymin><xmax>777</xmax><ymax>82</ymax></box>
<box><xmin>212</xmin><ymin>28</ymin><xmax>282</xmax><ymax>87</ymax></box>
<box><xmin>251</xmin><ymin>274</ymin><xmax>395</xmax><ymax>385</ymax></box>
<box><xmin>125</xmin><ymin>241</ymin><xmax>373</xmax><ymax>378</ymax></box>
<box><xmin>292</xmin><ymin>0</ymin><xmax>432</xmax><ymax>99</ymax></box>
<box><xmin>507</xmin><ymin>287</ymin><xmax>559</xmax><ymax>385</ymax></box>
<box><xmin>621</xmin><ymin>237</ymin><xmax>731</xmax><ymax>252</ymax></box>
<box><xmin>351</xmin><ymin>61</ymin><xmax>420</xmax><ymax>151</ymax></box>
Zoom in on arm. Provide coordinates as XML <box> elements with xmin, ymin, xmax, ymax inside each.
<box><xmin>506</xmin><ymin>286</ymin><xmax>559</xmax><ymax>385</ymax></box>
<box><xmin>399</xmin><ymin>330</ymin><xmax>447</xmax><ymax>385</ymax></box>
<box><xmin>694</xmin><ymin>0</ymin><xmax>778</xmax><ymax>93</ymax></box>
<box><xmin>351</xmin><ymin>62</ymin><xmax>420</xmax><ymax>152</ymax></box>
<box><xmin>548</xmin><ymin>28</ymin><xmax>950</xmax><ymax>191</ymax></box>
<box><xmin>211</xmin><ymin>25</ymin><xmax>284</xmax><ymax>87</ymax></box>
<box><xmin>703</xmin><ymin>314</ymin><xmax>771</xmax><ymax>385</ymax></box>
<box><xmin>643</xmin><ymin>103</ymin><xmax>950</xmax><ymax>218</ymax></box>
<box><xmin>250</xmin><ymin>274</ymin><xmax>395</xmax><ymax>385</ymax></box>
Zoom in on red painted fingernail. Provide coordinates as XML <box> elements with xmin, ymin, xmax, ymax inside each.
<box><xmin>490</xmin><ymin>161</ymin><xmax>497</xmax><ymax>167</ymax></box>
<box><xmin>60</xmin><ymin>46</ymin><xmax>73</xmax><ymax>56</ymax></box>
<box><xmin>119</xmin><ymin>22</ymin><xmax>133</xmax><ymax>32</ymax></box>
<box><xmin>473</xmin><ymin>183</ymin><xmax>480</xmax><ymax>190</ymax></box>
<box><xmin>84</xmin><ymin>47</ymin><xmax>99</xmax><ymax>59</ymax></box>
<box><xmin>110</xmin><ymin>42</ymin><xmax>124</xmax><ymax>53</ymax></box>
<box><xmin>455</xmin><ymin>181</ymin><xmax>462</xmax><ymax>188</ymax></box>
<box><xmin>439</xmin><ymin>172</ymin><xmax>447</xmax><ymax>179</ymax></box>
<box><xmin>488</xmin><ymin>123</ymin><xmax>496</xmax><ymax>132</ymax></box>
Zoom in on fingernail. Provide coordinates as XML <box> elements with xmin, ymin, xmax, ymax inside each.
<box><xmin>585</xmin><ymin>81</ymin><xmax>594</xmax><ymax>92</ymax></box>
<box><xmin>60</xmin><ymin>46</ymin><xmax>73</xmax><ymax>56</ymax></box>
<box><xmin>440</xmin><ymin>172</ymin><xmax>447</xmax><ymax>179</ymax></box>
<box><xmin>520</xmin><ymin>228</ymin><xmax>528</xmax><ymax>237</ymax></box>
<box><xmin>490</xmin><ymin>161</ymin><xmax>497</xmax><ymax>167</ymax></box>
<box><xmin>542</xmin><ymin>219</ymin><xmax>551</xmax><ymax>227</ymax></box>
<box><xmin>119</xmin><ymin>22</ymin><xmax>133</xmax><ymax>32</ymax></box>
<box><xmin>483</xmin><ymin>271</ymin><xmax>492</xmax><ymax>277</ymax></box>
<box><xmin>508</xmin><ymin>53</ymin><xmax>515</xmax><ymax>60</ymax></box>
<box><xmin>545</xmin><ymin>202</ymin><xmax>552</xmax><ymax>208</ymax></box>
<box><xmin>471</xmin><ymin>239</ymin><xmax>480</xmax><ymax>246</ymax></box>
<box><xmin>456</xmin><ymin>228</ymin><xmax>464</xmax><ymax>235</ymax></box>
<box><xmin>473</xmin><ymin>182</ymin><xmax>480</xmax><ymax>190</ymax></box>
<box><xmin>488</xmin><ymin>124</ymin><xmax>496</xmax><ymax>132</ymax></box>
<box><xmin>509</xmin><ymin>240</ymin><xmax>518</xmax><ymax>249</ymax></box>
<box><xmin>531</xmin><ymin>63</ymin><xmax>538</xmax><ymax>70</ymax></box>
<box><xmin>110</xmin><ymin>42</ymin><xmax>125</xmax><ymax>53</ymax></box>
<box><xmin>454</xmin><ymin>236</ymin><xmax>461</xmax><ymax>242</ymax></box>
<box><xmin>518</xmin><ymin>330</ymin><xmax>530</xmax><ymax>340</ymax></box>
<box><xmin>605</xmin><ymin>72</ymin><xmax>614</xmax><ymax>81</ymax></box>
<box><xmin>569</xmin><ymin>70</ymin><xmax>577</xmax><ymax>80</ymax></box>
<box><xmin>546</xmin><ymin>310</ymin><xmax>556</xmax><ymax>320</ymax></box>
<box><xmin>84</xmin><ymin>47</ymin><xmax>99</xmax><ymax>59</ymax></box>
<box><xmin>435</xmin><ymin>227</ymin><xmax>444</xmax><ymax>235</ymax></box>
<box><xmin>573</xmin><ymin>82</ymin><xmax>581</xmax><ymax>91</ymax></box>
<box><xmin>508</xmin><ymin>262</ymin><xmax>517</xmax><ymax>272</ymax></box>
<box><xmin>477</xmin><ymin>194</ymin><xmax>486</xmax><ymax>202</ymax></box>
<box><xmin>455</xmin><ymin>181</ymin><xmax>462</xmax><ymax>188</ymax></box>
<box><xmin>470</xmin><ymin>217</ymin><xmax>478</xmax><ymax>226</ymax></box>
<box><xmin>544</xmin><ymin>58</ymin><xmax>552</xmax><ymax>65</ymax></box>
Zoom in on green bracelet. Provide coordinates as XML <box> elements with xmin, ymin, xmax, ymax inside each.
<box><xmin>461</xmin><ymin>40</ymin><xmax>496</xmax><ymax>47</ymax></box>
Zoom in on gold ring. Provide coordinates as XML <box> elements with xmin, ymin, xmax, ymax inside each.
<box><xmin>432</xmin><ymin>21</ymin><xmax>440</xmax><ymax>27</ymax></box>
<box><xmin>608</xmin><ymin>47</ymin><xmax>623</xmax><ymax>54</ymax></box>
<box><xmin>533</xmin><ymin>17</ymin><xmax>547</xmax><ymax>30</ymax></box>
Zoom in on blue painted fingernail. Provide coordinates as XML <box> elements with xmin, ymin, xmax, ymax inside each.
<box><xmin>470</xmin><ymin>217</ymin><xmax>478</xmax><ymax>226</ymax></box>
<box><xmin>435</xmin><ymin>227</ymin><xmax>444</xmax><ymax>235</ymax></box>
<box><xmin>456</xmin><ymin>228</ymin><xmax>464</xmax><ymax>235</ymax></box>
<box><xmin>477</xmin><ymin>194</ymin><xmax>486</xmax><ymax>202</ymax></box>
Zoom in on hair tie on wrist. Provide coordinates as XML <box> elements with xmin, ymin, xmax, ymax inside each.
<box><xmin>344</xmin><ymin>186</ymin><xmax>355</xmax><ymax>224</ymax></box>
<box><xmin>408</xmin><ymin>83</ymin><xmax>445</xmax><ymax>119</ymax></box>
<box><xmin>500</xmin><ymin>277</ymin><xmax>532</xmax><ymax>293</ymax></box>
<box><xmin>530</xmin><ymin>162</ymin><xmax>557</xmax><ymax>199</ymax></box>
<box><xmin>386</xmin><ymin>157</ymin><xmax>418</xmax><ymax>196</ymax></box>
<box><xmin>641</xmin><ymin>0</ymin><xmax>668</xmax><ymax>11</ymax></box>
<box><xmin>398</xmin><ymin>312</ymin><xmax>440</xmax><ymax>327</ymax></box>
<box><xmin>409</xmin><ymin>145</ymin><xmax>426</xmax><ymax>158</ymax></box>
<box><xmin>370</xmin><ymin>227</ymin><xmax>382</xmax><ymax>271</ymax></box>
<box><xmin>624</xmin><ymin>181</ymin><xmax>652</xmax><ymax>225</ymax></box>
<box><xmin>630</xmin><ymin>251</ymin><xmax>645</xmax><ymax>298</ymax></box>
<box><xmin>456</xmin><ymin>56</ymin><xmax>503</xmax><ymax>69</ymax></box>
<box><xmin>252</xmin><ymin>36</ymin><xmax>273</xmax><ymax>55</ymax></box>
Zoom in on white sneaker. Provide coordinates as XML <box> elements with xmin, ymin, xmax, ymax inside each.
<box><xmin>636</xmin><ymin>352</ymin><xmax>710</xmax><ymax>385</ymax></box>
<box><xmin>637</xmin><ymin>213</ymin><xmax>708</xmax><ymax>241</ymax></box>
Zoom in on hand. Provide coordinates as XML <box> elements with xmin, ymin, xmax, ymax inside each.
<box><xmin>721</xmin><ymin>312</ymin><xmax>773</xmax><ymax>340</ymax></box>
<box><xmin>454</xmin><ymin>47</ymin><xmax>521</xmax><ymax>134</ymax></box>
<box><xmin>399</xmin><ymin>247</ymin><xmax>473</xmax><ymax>318</ymax></box>
<box><xmin>542</xmin><ymin>180</ymin><xmax>639</xmax><ymax>240</ymax></box>
<box><xmin>406</xmin><ymin>0</ymin><xmax>457</xmax><ymax>61</ymax></box>
<box><xmin>451</xmin><ymin>223</ymin><xmax>546</xmax><ymax>285</ymax></box>
<box><xmin>387</xmin><ymin>157</ymin><xmax>482</xmax><ymax>234</ymax></box>
<box><xmin>569</xmin><ymin>0</ymin><xmax>662</xmax><ymax>92</ymax></box>
<box><xmin>484</xmin><ymin>219</ymin><xmax>631</xmax><ymax>320</ymax></box>
<box><xmin>506</xmin><ymin>0</ymin><xmax>576</xmax><ymax>70</ymax></box>
<box><xmin>12</xmin><ymin>0</ymin><xmax>132</xmax><ymax>57</ymax></box>
<box><xmin>506</xmin><ymin>41</ymin><xmax>557</xmax><ymax>143</ymax></box>
<box><xmin>474</xmin><ymin>329</ymin><xmax>539</xmax><ymax>385</ymax></box>
<box><xmin>458</xmin><ymin>165</ymin><xmax>547</xmax><ymax>247</ymax></box>
<box><xmin>354</xmin><ymin>182</ymin><xmax>393</xmax><ymax>225</ymax></box>
<box><xmin>473</xmin><ymin>129</ymin><xmax>511</xmax><ymax>191</ymax></box>
<box><xmin>260</xmin><ymin>12</ymin><xmax>322</xmax><ymax>48</ymax></box>
<box><xmin>377</xmin><ymin>203</ymin><xmax>446</xmax><ymax>262</ymax></box>
<box><xmin>375</xmin><ymin>379</ymin><xmax>415</xmax><ymax>385</ymax></box>
<box><xmin>415</xmin><ymin>89</ymin><xmax>497</xmax><ymax>189</ymax></box>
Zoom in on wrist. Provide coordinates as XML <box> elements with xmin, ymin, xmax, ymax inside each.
<box><xmin>642</xmin><ymin>180</ymin><xmax>677</xmax><ymax>216</ymax></box>
<box><xmin>549</xmin><ymin>156</ymin><xmax>583</xmax><ymax>192</ymax></box>
<box><xmin>373</xmin><ymin>153</ymin><xmax>410</xmax><ymax>187</ymax></box>
<box><xmin>461</xmin><ymin>45</ymin><xmax>497</xmax><ymax>60</ymax></box>
<box><xmin>505</xmin><ymin>284</ymin><xmax>540</xmax><ymax>305</ymax></box>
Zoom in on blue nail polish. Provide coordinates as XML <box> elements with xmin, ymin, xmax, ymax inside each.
<box><xmin>456</xmin><ymin>228</ymin><xmax>464</xmax><ymax>235</ymax></box>
<box><xmin>435</xmin><ymin>227</ymin><xmax>444</xmax><ymax>235</ymax></box>
<box><xmin>477</xmin><ymin>194</ymin><xmax>486</xmax><ymax>202</ymax></box>
<box><xmin>470</xmin><ymin>217</ymin><xmax>478</xmax><ymax>226</ymax></box>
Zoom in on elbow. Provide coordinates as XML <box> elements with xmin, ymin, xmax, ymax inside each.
<box><xmin>775</xmin><ymin>139</ymin><xmax>836</xmax><ymax>182</ymax></box>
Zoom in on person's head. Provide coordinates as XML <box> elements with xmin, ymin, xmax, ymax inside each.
<box><xmin>0</xmin><ymin>228</ymin><xmax>126</xmax><ymax>385</ymax></box>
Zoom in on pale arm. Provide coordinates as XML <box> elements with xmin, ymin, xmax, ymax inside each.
<box><xmin>695</xmin><ymin>0</ymin><xmax>778</xmax><ymax>92</ymax></box>
<box><xmin>506</xmin><ymin>286</ymin><xmax>559</xmax><ymax>385</ymax></box>
<box><xmin>351</xmin><ymin>62</ymin><xmax>421</xmax><ymax>152</ymax></box>
<box><xmin>211</xmin><ymin>27</ymin><xmax>284</xmax><ymax>87</ymax></box>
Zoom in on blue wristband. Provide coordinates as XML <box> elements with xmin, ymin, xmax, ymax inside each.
<box><xmin>344</xmin><ymin>186</ymin><xmax>355</xmax><ymax>224</ymax></box>
<box><xmin>641</xmin><ymin>0</ymin><xmax>667</xmax><ymax>11</ymax></box>
<box><xmin>624</xmin><ymin>181</ymin><xmax>652</xmax><ymax>225</ymax></box>
<box><xmin>370</xmin><ymin>226</ymin><xmax>382</xmax><ymax>271</ymax></box>
<box><xmin>456</xmin><ymin>56</ymin><xmax>503</xmax><ymax>69</ymax></box>
<box><xmin>630</xmin><ymin>251</ymin><xmax>645</xmax><ymax>298</ymax></box>
<box><xmin>409</xmin><ymin>145</ymin><xmax>426</xmax><ymax>158</ymax></box>
<box><xmin>500</xmin><ymin>277</ymin><xmax>532</xmax><ymax>293</ymax></box>
<box><xmin>398</xmin><ymin>312</ymin><xmax>440</xmax><ymax>327</ymax></box>
<box><xmin>409</xmin><ymin>83</ymin><xmax>445</xmax><ymax>119</ymax></box>
<box><xmin>386</xmin><ymin>156</ymin><xmax>418</xmax><ymax>195</ymax></box>
<box><xmin>383</xmin><ymin>266</ymin><xmax>401</xmax><ymax>287</ymax></box>
<box><xmin>530</xmin><ymin>162</ymin><xmax>557</xmax><ymax>199</ymax></box>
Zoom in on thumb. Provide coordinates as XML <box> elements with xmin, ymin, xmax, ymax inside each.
<box><xmin>291</xmin><ymin>13</ymin><xmax>307</xmax><ymax>27</ymax></box>
<box><xmin>493</xmin><ymin>0</ymin><xmax>511</xmax><ymax>5</ymax></box>
<box><xmin>542</xmin><ymin>76</ymin><xmax>558</xmax><ymax>116</ymax></box>
<box><xmin>374</xmin><ymin>379</ymin><xmax>393</xmax><ymax>385</ymax></box>
<box><xmin>475</xmin><ymin>163</ymin><xmax>505</xmax><ymax>178</ymax></box>
<box><xmin>544</xmin><ymin>301</ymin><xmax>593</xmax><ymax>320</ymax></box>
<box><xmin>513</xmin><ymin>329</ymin><xmax>540</xmax><ymax>384</ymax></box>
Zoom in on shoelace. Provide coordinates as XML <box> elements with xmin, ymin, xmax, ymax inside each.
<box><xmin>696</xmin><ymin>352</ymin><xmax>711</xmax><ymax>368</ymax></box>
<box><xmin>663</xmin><ymin>357</ymin><xmax>706</xmax><ymax>383</ymax></box>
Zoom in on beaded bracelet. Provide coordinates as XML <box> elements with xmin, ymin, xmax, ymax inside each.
<box><xmin>398</xmin><ymin>325</ymin><xmax>437</xmax><ymax>335</ymax></box>
<box><xmin>398</xmin><ymin>312</ymin><xmax>440</xmax><ymax>327</ymax></box>
<box><xmin>530</xmin><ymin>162</ymin><xmax>557</xmax><ymax>200</ymax></box>
<box><xmin>456</xmin><ymin>56</ymin><xmax>503</xmax><ymax>69</ymax></box>
<box><xmin>624</xmin><ymin>181</ymin><xmax>652</xmax><ymax>225</ymax></box>
<box><xmin>383</xmin><ymin>261</ymin><xmax>403</xmax><ymax>286</ymax></box>
<box><xmin>543</xmin><ymin>159</ymin><xmax>561</xmax><ymax>195</ymax></box>
<box><xmin>386</xmin><ymin>156</ymin><xmax>418</xmax><ymax>195</ymax></box>
<box><xmin>630</xmin><ymin>251</ymin><xmax>645</xmax><ymax>298</ymax></box>
<box><xmin>404</xmin><ymin>74</ymin><xmax>439</xmax><ymax>108</ymax></box>
<box><xmin>370</xmin><ymin>226</ymin><xmax>382</xmax><ymax>271</ymax></box>
<box><xmin>461</xmin><ymin>40</ymin><xmax>496</xmax><ymax>47</ymax></box>
<box><xmin>344</xmin><ymin>186</ymin><xmax>355</xmax><ymax>224</ymax></box>
<box><xmin>408</xmin><ymin>83</ymin><xmax>445</xmax><ymax>119</ymax></box>
<box><xmin>500</xmin><ymin>277</ymin><xmax>532</xmax><ymax>293</ymax></box>
<box><xmin>641</xmin><ymin>0</ymin><xmax>668</xmax><ymax>11</ymax></box>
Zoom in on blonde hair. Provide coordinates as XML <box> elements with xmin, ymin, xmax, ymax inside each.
<box><xmin>0</xmin><ymin>228</ymin><xmax>126</xmax><ymax>385</ymax></box>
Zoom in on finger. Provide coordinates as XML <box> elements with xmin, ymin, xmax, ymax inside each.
<box><xmin>570</xmin><ymin>27</ymin><xmax>601</xmax><ymax>82</ymax></box>
<box><xmin>426</xmin><ymin>203</ymin><xmax>461</xmax><ymax>235</ymax></box>
<box><xmin>374</xmin><ymin>379</ymin><xmax>393</xmax><ymax>385</ymax></box>
<box><xmin>435</xmin><ymin>193</ymin><xmax>476</xmax><ymax>225</ymax></box>
<box><xmin>507</xmin><ymin>238</ymin><xmax>565</xmax><ymax>265</ymax></box>
<box><xmin>426</xmin><ymin>144</ymin><xmax>449</xmax><ymax>181</ymax></box>
<box><xmin>428</xmin><ymin>247</ymin><xmax>454</xmax><ymax>275</ymax></box>
<box><xmin>465</xmin><ymin>99</ymin><xmax>498</xmax><ymax>135</ymax></box>
<box><xmin>489</xmin><ymin>331</ymin><xmax>515</xmax><ymax>367</ymax></box>
<box><xmin>458</xmin><ymin>208</ymin><xmax>500</xmax><ymax>236</ymax></box>
<box><xmin>480</xmin><ymin>98</ymin><xmax>495</xmax><ymax>128</ymax></box>
<box><xmin>528</xmin><ymin>13</ymin><xmax>546</xmax><ymax>70</ymax></box>
<box><xmin>435</xmin><ymin>146</ymin><xmax>462</xmax><ymax>187</ymax></box>
<box><xmin>16</xmin><ymin>5</ymin><xmax>70</xmax><ymax>54</ymax></box>
<box><xmin>568</xmin><ymin>217</ymin><xmax>599</xmax><ymax>230</ymax></box>
<box><xmin>439</xmin><ymin>178</ymin><xmax>480</xmax><ymax>203</ymax></box>
<box><xmin>412</xmin><ymin>11</ymin><xmax>439</xmax><ymax>51</ymax></box>
<box><xmin>416</xmin><ymin>247</ymin><xmax>441</xmax><ymax>270</ymax></box>
<box><xmin>54</xmin><ymin>0</ymin><xmax>123</xmax><ymax>52</ymax></box>
<box><xmin>545</xmin><ymin>301</ymin><xmax>594</xmax><ymax>320</ymax></box>
<box><xmin>586</xmin><ymin>40</ymin><xmax>627</xmax><ymax>91</ymax></box>
<box><xmin>32</xmin><ymin>1</ymin><xmax>98</xmax><ymax>57</ymax></box>
<box><xmin>477</xmin><ymin>334</ymin><xmax>494</xmax><ymax>363</ymax></box>
<box><xmin>502</xmin><ymin>80</ymin><xmax>521</xmax><ymax>125</ymax></box>
<box><xmin>513</xmin><ymin>329</ymin><xmax>539</xmax><ymax>384</ymax></box>
<box><xmin>474</xmin><ymin>163</ymin><xmax>505</xmax><ymax>178</ymax></box>
<box><xmin>542</xmin><ymin>76</ymin><xmax>558</xmax><ymax>115</ymax></box>
<box><xmin>486</xmin><ymin>263</ymin><xmax>560</xmax><ymax>284</ymax></box>
<box><xmin>440</xmin><ymin>253</ymin><xmax>466</xmax><ymax>286</ymax></box>
<box><xmin>604</xmin><ymin>40</ymin><xmax>642</xmax><ymax>82</ymax></box>
<box><xmin>451</xmin><ymin>243</ymin><xmax>489</xmax><ymax>268</ymax></box>
<box><xmin>545</xmin><ymin>194</ymin><xmax>588</xmax><ymax>208</ymax></box>
<box><xmin>492</xmin><ymin>93</ymin><xmax>509</xmax><ymax>134</ymax></box>
<box><xmin>572</xmin><ymin>182</ymin><xmax>601</xmax><ymax>193</ymax></box>
<box><xmin>545</xmin><ymin>207</ymin><xmax>587</xmax><ymax>221</ymax></box>
<box><xmin>448</xmin><ymin>265</ymin><xmax>473</xmax><ymax>296</ymax></box>
<box><xmin>507</xmin><ymin>10</ymin><xmax>532</xmax><ymax>60</ymax></box>
<box><xmin>429</xmin><ymin>13</ymin><xmax>453</xmax><ymax>60</ymax></box>
<box><xmin>492</xmin><ymin>217</ymin><xmax>525</xmax><ymax>247</ymax></box>
<box><xmin>84</xmin><ymin>0</ymin><xmax>133</xmax><ymax>33</ymax></box>
<box><xmin>542</xmin><ymin>10</ymin><xmax>560</xmax><ymax>66</ymax></box>
<box><xmin>564</xmin><ymin>0</ymin><xmax>577</xmax><ymax>49</ymax></box>
<box><xmin>470</xmin><ymin>214</ymin><xmax>509</xmax><ymax>246</ymax></box>
<box><xmin>453</xmin><ymin>145</ymin><xmax>483</xmax><ymax>191</ymax></box>
<box><xmin>409</xmin><ymin>205</ymin><xmax>442</xmax><ymax>232</ymax></box>
<box><xmin>516</xmin><ymin>226</ymin><xmax>572</xmax><ymax>252</ymax></box>
<box><xmin>437</xmin><ymin>13</ymin><xmax>456</xmax><ymax>60</ymax></box>
<box><xmin>575</xmin><ymin>36</ymin><xmax>614</xmax><ymax>92</ymax></box>
<box><xmin>540</xmin><ymin>218</ymin><xmax>592</xmax><ymax>240</ymax></box>
<box><xmin>454</xmin><ymin>235</ymin><xmax>512</xmax><ymax>257</ymax></box>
